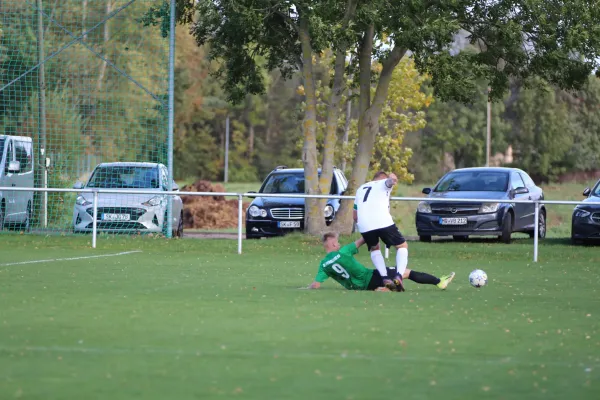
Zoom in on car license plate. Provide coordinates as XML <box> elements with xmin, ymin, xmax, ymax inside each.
<box><xmin>102</xmin><ymin>213</ymin><xmax>130</xmax><ymax>221</ymax></box>
<box><xmin>439</xmin><ymin>217</ymin><xmax>467</xmax><ymax>225</ymax></box>
<box><xmin>278</xmin><ymin>221</ymin><xmax>300</xmax><ymax>228</ymax></box>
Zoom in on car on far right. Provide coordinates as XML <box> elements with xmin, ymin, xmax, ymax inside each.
<box><xmin>571</xmin><ymin>179</ymin><xmax>600</xmax><ymax>244</ymax></box>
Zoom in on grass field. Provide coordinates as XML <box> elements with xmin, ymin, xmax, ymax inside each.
<box><xmin>1</xmin><ymin>233</ymin><xmax>599</xmax><ymax>399</ymax></box>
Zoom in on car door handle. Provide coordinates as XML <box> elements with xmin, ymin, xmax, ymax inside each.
<box><xmin>12</xmin><ymin>183</ymin><xmax>15</xmax><ymax>187</ymax></box>
<box><xmin>528</xmin><ymin>196</ymin><xmax>531</xmax><ymax>200</ymax></box>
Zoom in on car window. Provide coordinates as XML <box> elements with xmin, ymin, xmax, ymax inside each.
<box><xmin>160</xmin><ymin>167</ymin><xmax>169</xmax><ymax>190</ymax></box>
<box><xmin>592</xmin><ymin>180</ymin><xmax>600</xmax><ymax>197</ymax></box>
<box><xmin>14</xmin><ymin>141</ymin><xmax>32</xmax><ymax>173</ymax></box>
<box><xmin>330</xmin><ymin>174</ymin><xmax>339</xmax><ymax>194</ymax></box>
<box><xmin>511</xmin><ymin>172</ymin><xmax>526</xmax><ymax>190</ymax></box>
<box><xmin>87</xmin><ymin>166</ymin><xmax>160</xmax><ymax>189</ymax></box>
<box><xmin>261</xmin><ymin>173</ymin><xmax>305</xmax><ymax>194</ymax></box>
<box><xmin>434</xmin><ymin>171</ymin><xmax>509</xmax><ymax>192</ymax></box>
<box><xmin>4</xmin><ymin>140</ymin><xmax>13</xmax><ymax>174</ymax></box>
<box><xmin>519</xmin><ymin>172</ymin><xmax>535</xmax><ymax>188</ymax></box>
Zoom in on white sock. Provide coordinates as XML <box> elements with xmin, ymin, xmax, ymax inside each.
<box><xmin>370</xmin><ymin>250</ymin><xmax>388</xmax><ymax>278</ymax></box>
<box><xmin>396</xmin><ymin>248</ymin><xmax>408</xmax><ymax>276</ymax></box>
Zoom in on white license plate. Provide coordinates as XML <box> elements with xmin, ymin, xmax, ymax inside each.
<box><xmin>278</xmin><ymin>221</ymin><xmax>300</xmax><ymax>228</ymax></box>
<box><xmin>102</xmin><ymin>213</ymin><xmax>131</xmax><ymax>221</ymax></box>
<box><xmin>439</xmin><ymin>217</ymin><xmax>467</xmax><ymax>225</ymax></box>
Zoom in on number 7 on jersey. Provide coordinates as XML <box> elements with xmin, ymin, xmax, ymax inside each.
<box><xmin>362</xmin><ymin>186</ymin><xmax>372</xmax><ymax>202</ymax></box>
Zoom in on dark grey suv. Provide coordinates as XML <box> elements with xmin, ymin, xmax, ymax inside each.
<box><xmin>246</xmin><ymin>166</ymin><xmax>348</xmax><ymax>239</ymax></box>
<box><xmin>416</xmin><ymin>167</ymin><xmax>546</xmax><ymax>243</ymax></box>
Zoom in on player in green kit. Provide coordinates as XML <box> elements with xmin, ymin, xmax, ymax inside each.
<box><xmin>305</xmin><ymin>232</ymin><xmax>455</xmax><ymax>291</ymax></box>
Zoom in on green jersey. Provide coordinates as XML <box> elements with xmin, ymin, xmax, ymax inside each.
<box><xmin>314</xmin><ymin>243</ymin><xmax>374</xmax><ymax>290</ymax></box>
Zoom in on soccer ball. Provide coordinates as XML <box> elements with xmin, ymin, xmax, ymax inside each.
<box><xmin>469</xmin><ymin>269</ymin><xmax>488</xmax><ymax>288</ymax></box>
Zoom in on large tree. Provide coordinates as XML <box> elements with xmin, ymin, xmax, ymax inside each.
<box><xmin>145</xmin><ymin>0</ymin><xmax>600</xmax><ymax>235</ymax></box>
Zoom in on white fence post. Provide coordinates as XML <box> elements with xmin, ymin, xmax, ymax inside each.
<box><xmin>238</xmin><ymin>194</ymin><xmax>243</xmax><ymax>254</ymax></box>
<box><xmin>533</xmin><ymin>201</ymin><xmax>539</xmax><ymax>263</ymax></box>
<box><xmin>92</xmin><ymin>190</ymin><xmax>98</xmax><ymax>249</ymax></box>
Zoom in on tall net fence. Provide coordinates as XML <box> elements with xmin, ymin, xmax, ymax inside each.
<box><xmin>0</xmin><ymin>0</ymin><xmax>171</xmax><ymax>236</ymax></box>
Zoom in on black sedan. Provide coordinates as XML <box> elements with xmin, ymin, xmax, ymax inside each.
<box><xmin>571</xmin><ymin>180</ymin><xmax>600</xmax><ymax>243</ymax></box>
<box><xmin>416</xmin><ymin>167</ymin><xmax>546</xmax><ymax>243</ymax></box>
<box><xmin>245</xmin><ymin>166</ymin><xmax>348</xmax><ymax>239</ymax></box>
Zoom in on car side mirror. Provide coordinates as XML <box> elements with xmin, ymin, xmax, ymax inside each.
<box><xmin>513</xmin><ymin>187</ymin><xmax>529</xmax><ymax>195</ymax></box>
<box><xmin>172</xmin><ymin>181</ymin><xmax>179</xmax><ymax>192</ymax></box>
<box><xmin>73</xmin><ymin>181</ymin><xmax>84</xmax><ymax>190</ymax></box>
<box><xmin>247</xmin><ymin>191</ymin><xmax>257</xmax><ymax>194</ymax></box>
<box><xmin>7</xmin><ymin>160</ymin><xmax>20</xmax><ymax>173</ymax></box>
<box><xmin>583</xmin><ymin>187</ymin><xmax>591</xmax><ymax>197</ymax></box>
<box><xmin>422</xmin><ymin>188</ymin><xmax>432</xmax><ymax>195</ymax></box>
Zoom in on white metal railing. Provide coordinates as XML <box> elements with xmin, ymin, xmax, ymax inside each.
<box><xmin>2</xmin><ymin>186</ymin><xmax>600</xmax><ymax>262</ymax></box>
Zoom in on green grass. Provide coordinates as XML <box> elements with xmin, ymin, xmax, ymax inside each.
<box><xmin>1</xmin><ymin>233</ymin><xmax>599</xmax><ymax>399</ymax></box>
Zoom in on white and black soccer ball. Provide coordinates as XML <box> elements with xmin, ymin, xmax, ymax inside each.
<box><xmin>469</xmin><ymin>269</ymin><xmax>488</xmax><ymax>288</ymax></box>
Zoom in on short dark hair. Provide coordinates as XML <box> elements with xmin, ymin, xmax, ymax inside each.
<box><xmin>373</xmin><ymin>171</ymin><xmax>388</xmax><ymax>180</ymax></box>
<box><xmin>322</xmin><ymin>232</ymin><xmax>338</xmax><ymax>243</ymax></box>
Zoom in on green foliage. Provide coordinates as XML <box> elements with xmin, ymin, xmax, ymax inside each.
<box><xmin>422</xmin><ymin>80</ymin><xmax>511</xmax><ymax>170</ymax></box>
<box><xmin>506</xmin><ymin>79</ymin><xmax>574</xmax><ymax>181</ymax></box>
<box><xmin>342</xmin><ymin>58</ymin><xmax>432</xmax><ymax>182</ymax></box>
<box><xmin>149</xmin><ymin>0</ymin><xmax>600</xmax><ymax>105</ymax></box>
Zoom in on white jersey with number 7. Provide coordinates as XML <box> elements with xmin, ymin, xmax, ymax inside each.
<box><xmin>354</xmin><ymin>179</ymin><xmax>395</xmax><ymax>233</ymax></box>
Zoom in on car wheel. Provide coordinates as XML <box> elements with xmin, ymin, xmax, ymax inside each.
<box><xmin>419</xmin><ymin>235</ymin><xmax>432</xmax><ymax>243</ymax></box>
<box><xmin>175</xmin><ymin>212</ymin><xmax>184</xmax><ymax>238</ymax></box>
<box><xmin>529</xmin><ymin>210</ymin><xmax>546</xmax><ymax>239</ymax></box>
<box><xmin>453</xmin><ymin>235</ymin><xmax>469</xmax><ymax>242</ymax></box>
<box><xmin>501</xmin><ymin>211</ymin><xmax>513</xmax><ymax>244</ymax></box>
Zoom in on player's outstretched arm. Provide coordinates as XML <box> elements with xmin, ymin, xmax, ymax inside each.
<box><xmin>354</xmin><ymin>237</ymin><xmax>366</xmax><ymax>249</ymax></box>
<box><xmin>303</xmin><ymin>281</ymin><xmax>321</xmax><ymax>289</ymax></box>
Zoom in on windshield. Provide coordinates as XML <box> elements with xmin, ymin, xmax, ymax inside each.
<box><xmin>260</xmin><ymin>172</ymin><xmax>338</xmax><ymax>194</ymax></box>
<box><xmin>261</xmin><ymin>173</ymin><xmax>305</xmax><ymax>194</ymax></box>
<box><xmin>593</xmin><ymin>182</ymin><xmax>600</xmax><ymax>197</ymax></box>
<box><xmin>434</xmin><ymin>171</ymin><xmax>509</xmax><ymax>192</ymax></box>
<box><xmin>87</xmin><ymin>166</ymin><xmax>159</xmax><ymax>189</ymax></box>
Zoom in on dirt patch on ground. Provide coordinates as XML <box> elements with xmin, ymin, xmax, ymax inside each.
<box><xmin>180</xmin><ymin>180</ymin><xmax>250</xmax><ymax>229</ymax></box>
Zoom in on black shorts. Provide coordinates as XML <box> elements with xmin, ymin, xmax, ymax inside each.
<box><xmin>367</xmin><ymin>268</ymin><xmax>398</xmax><ymax>290</ymax></box>
<box><xmin>361</xmin><ymin>224</ymin><xmax>406</xmax><ymax>250</ymax></box>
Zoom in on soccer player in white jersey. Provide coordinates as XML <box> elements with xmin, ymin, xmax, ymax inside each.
<box><xmin>354</xmin><ymin>171</ymin><xmax>454</xmax><ymax>291</ymax></box>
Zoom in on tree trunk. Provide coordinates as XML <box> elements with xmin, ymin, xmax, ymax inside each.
<box><xmin>82</xmin><ymin>0</ymin><xmax>88</xmax><ymax>41</ymax></box>
<box><xmin>304</xmin><ymin>0</ymin><xmax>356</xmax><ymax>235</ymax></box>
<box><xmin>317</xmin><ymin>46</ymin><xmax>351</xmax><ymax>225</ymax></box>
<box><xmin>341</xmin><ymin>87</ymin><xmax>352</xmax><ymax>172</ymax></box>
<box><xmin>332</xmin><ymin>46</ymin><xmax>406</xmax><ymax>233</ymax></box>
<box><xmin>97</xmin><ymin>0</ymin><xmax>111</xmax><ymax>91</ymax></box>
<box><xmin>248</xmin><ymin>124</ymin><xmax>254</xmax><ymax>156</ymax></box>
<box><xmin>298</xmin><ymin>14</ymin><xmax>323</xmax><ymax>236</ymax></box>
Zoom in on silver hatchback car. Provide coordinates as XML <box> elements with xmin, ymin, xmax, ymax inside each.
<box><xmin>72</xmin><ymin>162</ymin><xmax>184</xmax><ymax>237</ymax></box>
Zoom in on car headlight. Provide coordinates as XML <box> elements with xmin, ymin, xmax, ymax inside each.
<box><xmin>76</xmin><ymin>195</ymin><xmax>92</xmax><ymax>206</ymax></box>
<box><xmin>417</xmin><ymin>202</ymin><xmax>431</xmax><ymax>213</ymax></box>
<box><xmin>324</xmin><ymin>205</ymin><xmax>334</xmax><ymax>218</ymax></box>
<box><xmin>574</xmin><ymin>209</ymin><xmax>591</xmax><ymax>218</ymax></box>
<box><xmin>142</xmin><ymin>196</ymin><xmax>163</xmax><ymax>207</ymax></box>
<box><xmin>479</xmin><ymin>203</ymin><xmax>500</xmax><ymax>214</ymax></box>
<box><xmin>260</xmin><ymin>209</ymin><xmax>267</xmax><ymax>217</ymax></box>
<box><xmin>249</xmin><ymin>205</ymin><xmax>260</xmax><ymax>217</ymax></box>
